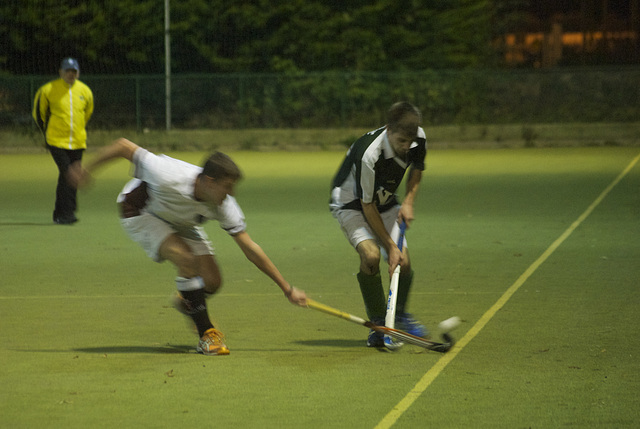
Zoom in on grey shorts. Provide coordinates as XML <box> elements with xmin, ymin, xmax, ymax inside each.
<box><xmin>120</xmin><ymin>212</ymin><xmax>214</xmax><ymax>262</ymax></box>
<box><xmin>332</xmin><ymin>206</ymin><xmax>406</xmax><ymax>254</ymax></box>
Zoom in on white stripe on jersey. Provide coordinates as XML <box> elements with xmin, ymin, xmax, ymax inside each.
<box><xmin>359</xmin><ymin>132</ymin><xmax>387</xmax><ymax>204</ymax></box>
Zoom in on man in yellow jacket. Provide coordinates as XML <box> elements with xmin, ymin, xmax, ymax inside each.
<box><xmin>33</xmin><ymin>57</ymin><xmax>94</xmax><ymax>224</ymax></box>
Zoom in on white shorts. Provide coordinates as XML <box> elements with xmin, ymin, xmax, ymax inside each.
<box><xmin>333</xmin><ymin>206</ymin><xmax>406</xmax><ymax>255</ymax></box>
<box><xmin>120</xmin><ymin>212</ymin><xmax>214</xmax><ymax>262</ymax></box>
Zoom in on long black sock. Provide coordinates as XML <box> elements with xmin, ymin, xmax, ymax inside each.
<box><xmin>180</xmin><ymin>289</ymin><xmax>214</xmax><ymax>337</ymax></box>
<box><xmin>357</xmin><ymin>271</ymin><xmax>386</xmax><ymax>321</ymax></box>
<box><xmin>397</xmin><ymin>269</ymin><xmax>414</xmax><ymax>315</ymax></box>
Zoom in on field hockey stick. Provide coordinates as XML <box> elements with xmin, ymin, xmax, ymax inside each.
<box><xmin>384</xmin><ymin>220</ymin><xmax>407</xmax><ymax>351</ymax></box>
<box><xmin>306</xmin><ymin>299</ymin><xmax>452</xmax><ymax>353</ymax></box>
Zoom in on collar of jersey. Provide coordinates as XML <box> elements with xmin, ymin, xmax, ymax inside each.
<box><xmin>382</xmin><ymin>130</ymin><xmax>408</xmax><ymax>168</ymax></box>
<box><xmin>382</xmin><ymin>131</ymin><xmax>395</xmax><ymax>159</ymax></box>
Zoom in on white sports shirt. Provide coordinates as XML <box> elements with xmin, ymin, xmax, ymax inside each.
<box><xmin>117</xmin><ymin>148</ymin><xmax>246</xmax><ymax>235</ymax></box>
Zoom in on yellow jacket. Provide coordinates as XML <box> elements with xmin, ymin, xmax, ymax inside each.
<box><xmin>32</xmin><ymin>78</ymin><xmax>94</xmax><ymax>150</ymax></box>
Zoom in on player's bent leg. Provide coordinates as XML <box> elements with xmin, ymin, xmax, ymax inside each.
<box><xmin>355</xmin><ymin>240</ymin><xmax>387</xmax><ymax>346</ymax></box>
<box><xmin>355</xmin><ymin>241</ymin><xmax>384</xmax><ymax>315</ymax></box>
<box><xmin>174</xmin><ymin>278</ymin><xmax>214</xmax><ymax>333</ymax></box>
<box><xmin>356</xmin><ymin>239</ymin><xmax>381</xmax><ymax>275</ymax></box>
<box><xmin>196</xmin><ymin>254</ymin><xmax>222</xmax><ymax>295</ymax></box>
<box><xmin>159</xmin><ymin>232</ymin><xmax>220</xmax><ymax>294</ymax></box>
<box><xmin>176</xmin><ymin>282</ymin><xmax>229</xmax><ymax>355</ymax></box>
<box><xmin>160</xmin><ymin>235</ymin><xmax>228</xmax><ymax>353</ymax></box>
<box><xmin>159</xmin><ymin>234</ymin><xmax>200</xmax><ymax>278</ymax></box>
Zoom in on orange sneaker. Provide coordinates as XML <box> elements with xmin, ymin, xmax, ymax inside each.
<box><xmin>196</xmin><ymin>328</ymin><xmax>230</xmax><ymax>356</ymax></box>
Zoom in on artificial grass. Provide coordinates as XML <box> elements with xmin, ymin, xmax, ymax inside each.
<box><xmin>1</xmin><ymin>147</ymin><xmax>639</xmax><ymax>428</ymax></box>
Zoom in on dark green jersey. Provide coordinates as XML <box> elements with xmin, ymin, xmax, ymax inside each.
<box><xmin>330</xmin><ymin>126</ymin><xmax>427</xmax><ymax>213</ymax></box>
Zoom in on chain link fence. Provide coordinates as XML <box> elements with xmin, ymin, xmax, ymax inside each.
<box><xmin>2</xmin><ymin>67</ymin><xmax>639</xmax><ymax>132</ymax></box>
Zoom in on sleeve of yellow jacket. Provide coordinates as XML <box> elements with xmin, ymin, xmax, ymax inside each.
<box><xmin>32</xmin><ymin>86</ymin><xmax>49</xmax><ymax>136</ymax></box>
<box><xmin>32</xmin><ymin>79</ymin><xmax>94</xmax><ymax>150</ymax></box>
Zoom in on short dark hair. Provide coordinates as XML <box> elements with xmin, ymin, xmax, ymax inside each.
<box><xmin>201</xmin><ymin>152</ymin><xmax>242</xmax><ymax>181</ymax></box>
<box><xmin>387</xmin><ymin>102</ymin><xmax>422</xmax><ymax>134</ymax></box>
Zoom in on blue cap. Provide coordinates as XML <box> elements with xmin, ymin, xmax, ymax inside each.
<box><xmin>60</xmin><ymin>57</ymin><xmax>79</xmax><ymax>71</ymax></box>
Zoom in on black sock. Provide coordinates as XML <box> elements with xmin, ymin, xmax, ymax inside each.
<box><xmin>357</xmin><ymin>271</ymin><xmax>386</xmax><ymax>321</ymax></box>
<box><xmin>397</xmin><ymin>269</ymin><xmax>414</xmax><ymax>315</ymax></box>
<box><xmin>180</xmin><ymin>289</ymin><xmax>214</xmax><ymax>337</ymax></box>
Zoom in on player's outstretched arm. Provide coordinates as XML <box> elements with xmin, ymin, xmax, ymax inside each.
<box><xmin>232</xmin><ymin>231</ymin><xmax>307</xmax><ymax>306</ymax></box>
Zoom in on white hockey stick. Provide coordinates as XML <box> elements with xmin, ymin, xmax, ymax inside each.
<box><xmin>384</xmin><ymin>221</ymin><xmax>406</xmax><ymax>351</ymax></box>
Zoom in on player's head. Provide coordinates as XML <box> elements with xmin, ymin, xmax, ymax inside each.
<box><xmin>387</xmin><ymin>101</ymin><xmax>422</xmax><ymax>134</ymax></box>
<box><xmin>201</xmin><ymin>151</ymin><xmax>243</xmax><ymax>182</ymax></box>
<box><xmin>386</xmin><ymin>102</ymin><xmax>421</xmax><ymax>158</ymax></box>
<box><xmin>198</xmin><ymin>152</ymin><xmax>243</xmax><ymax>205</ymax></box>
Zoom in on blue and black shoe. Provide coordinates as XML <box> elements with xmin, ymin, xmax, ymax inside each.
<box><xmin>366</xmin><ymin>317</ymin><xmax>385</xmax><ymax>347</ymax></box>
<box><xmin>396</xmin><ymin>313</ymin><xmax>429</xmax><ymax>338</ymax></box>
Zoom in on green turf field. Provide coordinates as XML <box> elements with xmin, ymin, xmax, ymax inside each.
<box><xmin>1</xmin><ymin>147</ymin><xmax>639</xmax><ymax>428</ymax></box>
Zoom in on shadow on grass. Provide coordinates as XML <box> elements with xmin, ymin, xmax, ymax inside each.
<box><xmin>0</xmin><ymin>222</ymin><xmax>56</xmax><ymax>226</ymax></box>
<box><xmin>17</xmin><ymin>341</ymin><xmax>369</xmax><ymax>354</ymax></box>
<box><xmin>13</xmin><ymin>344</ymin><xmax>194</xmax><ymax>354</ymax></box>
<box><xmin>73</xmin><ymin>344</ymin><xmax>194</xmax><ymax>354</ymax></box>
<box><xmin>294</xmin><ymin>339</ymin><xmax>363</xmax><ymax>348</ymax></box>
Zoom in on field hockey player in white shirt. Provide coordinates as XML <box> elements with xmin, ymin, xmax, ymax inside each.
<box><xmin>69</xmin><ymin>138</ymin><xmax>308</xmax><ymax>356</ymax></box>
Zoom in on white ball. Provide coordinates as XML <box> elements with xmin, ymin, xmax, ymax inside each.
<box><xmin>438</xmin><ymin>316</ymin><xmax>461</xmax><ymax>332</ymax></box>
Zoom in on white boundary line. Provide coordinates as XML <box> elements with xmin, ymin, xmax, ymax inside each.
<box><xmin>375</xmin><ymin>152</ymin><xmax>640</xmax><ymax>429</ymax></box>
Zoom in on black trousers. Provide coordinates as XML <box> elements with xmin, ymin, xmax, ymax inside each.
<box><xmin>48</xmin><ymin>145</ymin><xmax>84</xmax><ymax>219</ymax></box>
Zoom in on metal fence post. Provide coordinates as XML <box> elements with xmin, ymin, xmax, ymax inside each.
<box><xmin>135</xmin><ymin>76</ymin><xmax>141</xmax><ymax>133</ymax></box>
